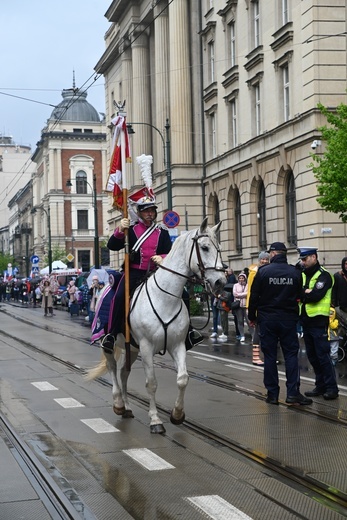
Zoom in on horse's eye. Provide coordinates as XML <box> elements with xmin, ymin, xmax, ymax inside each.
<box><xmin>201</xmin><ymin>245</ymin><xmax>209</xmax><ymax>252</ymax></box>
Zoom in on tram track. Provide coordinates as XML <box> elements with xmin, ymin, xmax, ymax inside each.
<box><xmin>2</xmin><ymin>306</ymin><xmax>347</xmax><ymax>518</ymax></box>
<box><xmin>0</xmin><ymin>412</ymin><xmax>85</xmax><ymax>520</ymax></box>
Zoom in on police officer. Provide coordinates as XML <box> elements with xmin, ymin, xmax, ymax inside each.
<box><xmin>298</xmin><ymin>247</ymin><xmax>339</xmax><ymax>400</ymax></box>
<box><xmin>248</xmin><ymin>242</ymin><xmax>312</xmax><ymax>405</ymax></box>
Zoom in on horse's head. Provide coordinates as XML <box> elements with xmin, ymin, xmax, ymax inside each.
<box><xmin>189</xmin><ymin>217</ymin><xmax>226</xmax><ymax>293</ymax></box>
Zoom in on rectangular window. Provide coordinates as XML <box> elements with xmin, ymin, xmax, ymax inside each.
<box><xmin>77</xmin><ymin>210</ymin><xmax>89</xmax><ymax>230</ymax></box>
<box><xmin>76</xmin><ymin>177</ymin><xmax>87</xmax><ymax>195</ymax></box>
<box><xmin>283</xmin><ymin>65</ymin><xmax>290</xmax><ymax>122</ymax></box>
<box><xmin>229</xmin><ymin>22</ymin><xmax>236</xmax><ymax>67</ymax></box>
<box><xmin>210</xmin><ymin>113</ymin><xmax>216</xmax><ymax>158</ymax></box>
<box><xmin>208</xmin><ymin>41</ymin><xmax>215</xmax><ymax>83</ymax></box>
<box><xmin>230</xmin><ymin>100</ymin><xmax>237</xmax><ymax>148</ymax></box>
<box><xmin>255</xmin><ymin>84</ymin><xmax>261</xmax><ymax>136</ymax></box>
<box><xmin>282</xmin><ymin>0</ymin><xmax>289</xmax><ymax>25</ymax></box>
<box><xmin>253</xmin><ymin>1</ymin><xmax>260</xmax><ymax>48</ymax></box>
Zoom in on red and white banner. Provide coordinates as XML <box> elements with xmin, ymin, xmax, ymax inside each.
<box><xmin>106</xmin><ymin>115</ymin><xmax>131</xmax><ymax>210</ymax></box>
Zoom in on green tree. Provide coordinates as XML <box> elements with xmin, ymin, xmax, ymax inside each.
<box><xmin>0</xmin><ymin>252</ymin><xmax>15</xmax><ymax>275</ymax></box>
<box><xmin>43</xmin><ymin>245</ymin><xmax>68</xmax><ymax>267</ymax></box>
<box><xmin>310</xmin><ymin>102</ymin><xmax>347</xmax><ymax>222</ymax></box>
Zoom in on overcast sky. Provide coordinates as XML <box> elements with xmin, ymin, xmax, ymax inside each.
<box><xmin>0</xmin><ymin>1</ymin><xmax>111</xmax><ymax>150</ymax></box>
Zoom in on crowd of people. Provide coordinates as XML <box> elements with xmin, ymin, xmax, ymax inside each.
<box><xmin>0</xmin><ymin>277</ymin><xmax>41</xmax><ymax>305</ymax></box>
<box><xmin>0</xmin><ymin>274</ymin><xmax>107</xmax><ymax>322</ymax></box>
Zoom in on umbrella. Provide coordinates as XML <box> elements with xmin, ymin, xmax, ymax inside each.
<box><xmin>87</xmin><ymin>268</ymin><xmax>110</xmax><ymax>288</ymax></box>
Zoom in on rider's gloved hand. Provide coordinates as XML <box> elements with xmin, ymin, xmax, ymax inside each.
<box><xmin>120</xmin><ymin>218</ymin><xmax>130</xmax><ymax>231</ymax></box>
<box><xmin>151</xmin><ymin>255</ymin><xmax>163</xmax><ymax>265</ymax></box>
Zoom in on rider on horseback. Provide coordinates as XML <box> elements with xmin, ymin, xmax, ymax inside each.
<box><xmin>102</xmin><ymin>193</ymin><xmax>203</xmax><ymax>353</ymax></box>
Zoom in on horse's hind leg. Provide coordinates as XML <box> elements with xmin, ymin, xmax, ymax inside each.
<box><xmin>170</xmin><ymin>345</ymin><xmax>189</xmax><ymax>425</ymax></box>
<box><xmin>103</xmin><ymin>350</ymin><xmax>125</xmax><ymax>416</ymax></box>
<box><xmin>118</xmin><ymin>346</ymin><xmax>139</xmax><ymax>418</ymax></box>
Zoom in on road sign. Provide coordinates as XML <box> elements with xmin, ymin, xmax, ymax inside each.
<box><xmin>163</xmin><ymin>210</ymin><xmax>180</xmax><ymax>228</ymax></box>
<box><xmin>66</xmin><ymin>253</ymin><xmax>74</xmax><ymax>262</ymax></box>
<box><xmin>168</xmin><ymin>228</ymin><xmax>178</xmax><ymax>243</ymax></box>
<box><xmin>30</xmin><ymin>255</ymin><xmax>40</xmax><ymax>264</ymax></box>
<box><xmin>31</xmin><ymin>266</ymin><xmax>39</xmax><ymax>273</ymax></box>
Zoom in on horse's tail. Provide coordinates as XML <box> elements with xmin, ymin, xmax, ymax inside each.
<box><xmin>85</xmin><ymin>355</ymin><xmax>108</xmax><ymax>381</ymax></box>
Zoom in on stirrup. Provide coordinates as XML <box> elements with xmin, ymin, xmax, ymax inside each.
<box><xmin>186</xmin><ymin>330</ymin><xmax>203</xmax><ymax>350</ymax></box>
<box><xmin>101</xmin><ymin>334</ymin><xmax>115</xmax><ymax>354</ymax></box>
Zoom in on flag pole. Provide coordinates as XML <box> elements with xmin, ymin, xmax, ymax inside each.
<box><xmin>114</xmin><ymin>101</ymin><xmax>131</xmax><ymax>372</ymax></box>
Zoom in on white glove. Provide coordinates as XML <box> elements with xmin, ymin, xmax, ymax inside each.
<box><xmin>151</xmin><ymin>255</ymin><xmax>163</xmax><ymax>265</ymax></box>
<box><xmin>120</xmin><ymin>218</ymin><xmax>130</xmax><ymax>231</ymax></box>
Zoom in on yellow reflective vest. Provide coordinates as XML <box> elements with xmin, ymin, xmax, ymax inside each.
<box><xmin>301</xmin><ymin>268</ymin><xmax>333</xmax><ymax>317</ymax></box>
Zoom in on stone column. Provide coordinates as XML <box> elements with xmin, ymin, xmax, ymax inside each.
<box><xmin>154</xmin><ymin>7</ymin><xmax>169</xmax><ymax>171</ymax></box>
<box><xmin>120</xmin><ymin>40</ymin><xmax>134</xmax><ymax>185</ymax></box>
<box><xmin>132</xmin><ymin>28</ymin><xmax>151</xmax><ymax>185</ymax></box>
<box><xmin>121</xmin><ymin>41</ymin><xmax>133</xmax><ymax>120</ymax></box>
<box><xmin>169</xmin><ymin>0</ymin><xmax>192</xmax><ymax>164</ymax></box>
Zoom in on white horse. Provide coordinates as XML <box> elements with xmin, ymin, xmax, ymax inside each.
<box><xmin>86</xmin><ymin>218</ymin><xmax>225</xmax><ymax>433</ymax></box>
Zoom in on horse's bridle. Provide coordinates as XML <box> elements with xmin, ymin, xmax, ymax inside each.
<box><xmin>189</xmin><ymin>230</ymin><xmax>225</xmax><ymax>287</ymax></box>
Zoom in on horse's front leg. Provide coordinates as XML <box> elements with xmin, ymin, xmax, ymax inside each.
<box><xmin>141</xmin><ymin>353</ymin><xmax>165</xmax><ymax>434</ymax></box>
<box><xmin>104</xmin><ymin>351</ymin><xmax>125</xmax><ymax>415</ymax></box>
<box><xmin>170</xmin><ymin>344</ymin><xmax>189</xmax><ymax>425</ymax></box>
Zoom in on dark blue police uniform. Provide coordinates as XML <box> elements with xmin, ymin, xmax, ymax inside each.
<box><xmin>298</xmin><ymin>247</ymin><xmax>338</xmax><ymax>399</ymax></box>
<box><xmin>248</xmin><ymin>243</ymin><xmax>306</xmax><ymax>404</ymax></box>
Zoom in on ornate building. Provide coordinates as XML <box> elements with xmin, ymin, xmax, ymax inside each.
<box><xmin>97</xmin><ymin>0</ymin><xmax>346</xmax><ymax>270</ymax></box>
<box><xmin>31</xmin><ymin>85</ymin><xmax>108</xmax><ymax>271</ymax></box>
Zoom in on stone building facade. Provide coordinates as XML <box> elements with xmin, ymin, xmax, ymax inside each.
<box><xmin>31</xmin><ymin>86</ymin><xmax>108</xmax><ymax>271</ymax></box>
<box><xmin>97</xmin><ymin>0</ymin><xmax>346</xmax><ymax>271</ymax></box>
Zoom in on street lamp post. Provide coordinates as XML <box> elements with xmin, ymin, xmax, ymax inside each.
<box><xmin>66</xmin><ymin>174</ymin><xmax>100</xmax><ymax>269</ymax></box>
<box><xmin>126</xmin><ymin>119</ymin><xmax>172</xmax><ymax>210</ymax></box>
<box><xmin>31</xmin><ymin>206</ymin><xmax>52</xmax><ymax>274</ymax></box>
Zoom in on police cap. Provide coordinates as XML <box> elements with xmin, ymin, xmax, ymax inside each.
<box><xmin>267</xmin><ymin>242</ymin><xmax>287</xmax><ymax>253</ymax></box>
<box><xmin>297</xmin><ymin>247</ymin><xmax>318</xmax><ymax>259</ymax></box>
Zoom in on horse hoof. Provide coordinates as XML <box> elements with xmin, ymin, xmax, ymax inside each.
<box><xmin>150</xmin><ymin>424</ymin><xmax>166</xmax><ymax>434</ymax></box>
<box><xmin>122</xmin><ymin>409</ymin><xmax>134</xmax><ymax>419</ymax></box>
<box><xmin>113</xmin><ymin>405</ymin><xmax>126</xmax><ymax>415</ymax></box>
<box><xmin>170</xmin><ymin>411</ymin><xmax>185</xmax><ymax>425</ymax></box>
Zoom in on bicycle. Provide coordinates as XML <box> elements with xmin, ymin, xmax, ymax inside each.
<box><xmin>337</xmin><ymin>321</ymin><xmax>347</xmax><ymax>363</ymax></box>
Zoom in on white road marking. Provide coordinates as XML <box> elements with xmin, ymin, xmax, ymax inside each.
<box><xmin>81</xmin><ymin>418</ymin><xmax>119</xmax><ymax>433</ymax></box>
<box><xmin>31</xmin><ymin>381</ymin><xmax>58</xmax><ymax>391</ymax></box>
<box><xmin>123</xmin><ymin>448</ymin><xmax>175</xmax><ymax>471</ymax></box>
<box><xmin>54</xmin><ymin>397</ymin><xmax>85</xmax><ymax>408</ymax></box>
<box><xmin>225</xmin><ymin>364</ymin><xmax>251</xmax><ymax>372</ymax></box>
<box><xmin>187</xmin><ymin>495</ymin><xmax>253</xmax><ymax>519</ymax></box>
<box><xmin>192</xmin><ymin>356</ymin><xmax>213</xmax><ymax>362</ymax></box>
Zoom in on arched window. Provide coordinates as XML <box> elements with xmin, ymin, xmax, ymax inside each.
<box><xmin>286</xmin><ymin>172</ymin><xmax>297</xmax><ymax>246</ymax></box>
<box><xmin>234</xmin><ymin>190</ymin><xmax>242</xmax><ymax>253</ymax></box>
<box><xmin>76</xmin><ymin>170</ymin><xmax>87</xmax><ymax>194</ymax></box>
<box><xmin>258</xmin><ymin>181</ymin><xmax>266</xmax><ymax>249</ymax></box>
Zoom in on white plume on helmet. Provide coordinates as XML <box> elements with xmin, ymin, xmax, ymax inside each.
<box><xmin>128</xmin><ymin>154</ymin><xmax>157</xmax><ymax>222</ymax></box>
